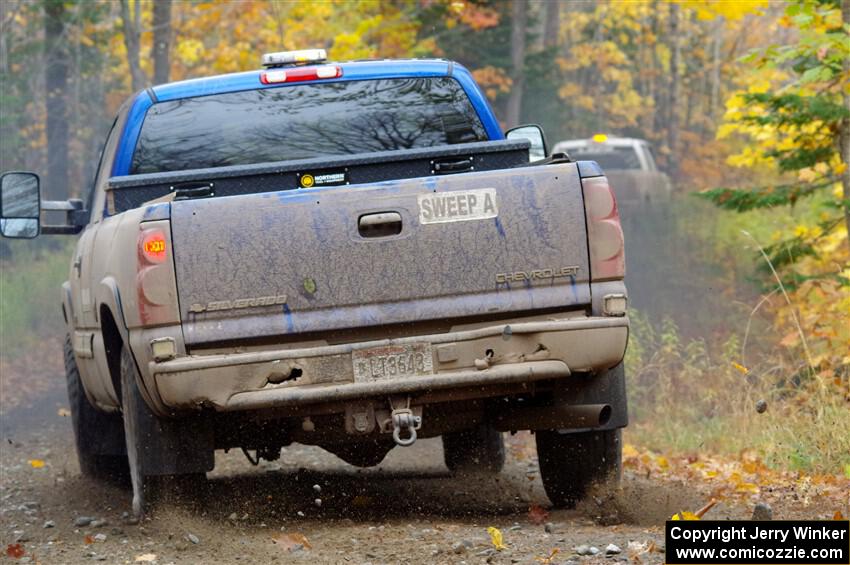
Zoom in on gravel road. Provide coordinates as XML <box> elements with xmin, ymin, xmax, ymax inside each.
<box><xmin>1</xmin><ymin>373</ymin><xmax>844</xmax><ymax>565</ymax></box>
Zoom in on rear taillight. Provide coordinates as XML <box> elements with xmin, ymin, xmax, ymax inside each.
<box><xmin>137</xmin><ymin>222</ymin><xmax>179</xmax><ymax>325</ymax></box>
<box><xmin>582</xmin><ymin>176</ymin><xmax>625</xmax><ymax>281</ymax></box>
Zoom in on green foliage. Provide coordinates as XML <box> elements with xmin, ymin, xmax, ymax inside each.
<box><xmin>698</xmin><ymin>179</ymin><xmax>830</xmax><ymax>211</ymax></box>
<box><xmin>704</xmin><ymin>0</ymin><xmax>849</xmax><ymax>292</ymax></box>
<box><xmin>0</xmin><ymin>242</ymin><xmax>72</xmax><ymax>355</ymax></box>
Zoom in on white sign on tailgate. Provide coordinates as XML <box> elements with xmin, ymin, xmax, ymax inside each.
<box><xmin>418</xmin><ymin>188</ymin><xmax>498</xmax><ymax>224</ymax></box>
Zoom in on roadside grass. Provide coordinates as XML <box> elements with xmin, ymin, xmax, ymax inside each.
<box><xmin>0</xmin><ymin>240</ymin><xmax>73</xmax><ymax>356</ymax></box>
<box><xmin>625</xmin><ymin>311</ymin><xmax>850</xmax><ymax>476</ymax></box>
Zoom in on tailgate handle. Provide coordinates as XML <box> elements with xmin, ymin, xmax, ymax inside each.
<box><xmin>358</xmin><ymin>212</ymin><xmax>402</xmax><ymax>238</ymax></box>
<box><xmin>432</xmin><ymin>157</ymin><xmax>473</xmax><ymax>174</ymax></box>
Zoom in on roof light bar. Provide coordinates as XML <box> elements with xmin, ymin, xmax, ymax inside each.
<box><xmin>260</xmin><ymin>65</ymin><xmax>342</xmax><ymax>85</ymax></box>
<box><xmin>262</xmin><ymin>49</ymin><xmax>327</xmax><ymax>68</ymax></box>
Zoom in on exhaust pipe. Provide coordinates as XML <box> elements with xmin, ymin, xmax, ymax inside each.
<box><xmin>493</xmin><ymin>403</ymin><xmax>612</xmax><ymax>432</ymax></box>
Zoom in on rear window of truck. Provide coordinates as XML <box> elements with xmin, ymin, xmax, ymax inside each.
<box><xmin>131</xmin><ymin>77</ymin><xmax>488</xmax><ymax>174</ymax></box>
<box><xmin>568</xmin><ymin>145</ymin><xmax>642</xmax><ymax>171</ymax></box>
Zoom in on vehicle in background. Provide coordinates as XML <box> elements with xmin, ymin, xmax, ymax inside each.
<box><xmin>552</xmin><ymin>135</ymin><xmax>672</xmax><ymax>204</ymax></box>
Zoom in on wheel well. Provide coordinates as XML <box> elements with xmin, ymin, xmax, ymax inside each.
<box><xmin>100</xmin><ymin>305</ymin><xmax>124</xmax><ymax>402</ymax></box>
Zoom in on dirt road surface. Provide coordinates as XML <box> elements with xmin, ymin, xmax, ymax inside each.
<box><xmin>2</xmin><ymin>366</ymin><xmax>846</xmax><ymax>565</ymax></box>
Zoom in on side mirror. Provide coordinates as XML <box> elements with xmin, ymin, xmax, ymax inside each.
<box><xmin>506</xmin><ymin>124</ymin><xmax>548</xmax><ymax>161</ymax></box>
<box><xmin>0</xmin><ymin>172</ymin><xmax>40</xmax><ymax>239</ymax></box>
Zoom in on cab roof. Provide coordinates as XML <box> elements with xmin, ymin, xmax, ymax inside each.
<box><xmin>151</xmin><ymin>59</ymin><xmax>461</xmax><ymax>102</ymax></box>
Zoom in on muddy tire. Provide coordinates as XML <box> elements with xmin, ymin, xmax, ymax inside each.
<box><xmin>64</xmin><ymin>335</ymin><xmax>129</xmax><ymax>481</ymax></box>
<box><xmin>443</xmin><ymin>425</ymin><xmax>505</xmax><ymax>474</ymax></box>
<box><xmin>121</xmin><ymin>345</ymin><xmax>212</xmax><ymax>515</ymax></box>
<box><xmin>536</xmin><ymin>428</ymin><xmax>622</xmax><ymax>508</ymax></box>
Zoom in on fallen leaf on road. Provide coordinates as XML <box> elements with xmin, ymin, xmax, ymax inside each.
<box><xmin>5</xmin><ymin>544</ymin><xmax>25</xmax><ymax>558</ymax></box>
<box><xmin>134</xmin><ymin>554</ymin><xmax>157</xmax><ymax>562</ymax></box>
<box><xmin>528</xmin><ymin>504</ymin><xmax>549</xmax><ymax>525</ymax></box>
<box><xmin>272</xmin><ymin>532</ymin><xmax>312</xmax><ymax>552</ymax></box>
<box><xmin>535</xmin><ymin>547</ymin><xmax>560</xmax><ymax>563</ymax></box>
<box><xmin>84</xmin><ymin>535</ymin><xmax>94</xmax><ymax>544</ymax></box>
<box><xmin>672</xmin><ymin>497</ymin><xmax>718</xmax><ymax>521</ymax></box>
<box><xmin>735</xmin><ymin>481</ymin><xmax>759</xmax><ymax>494</ymax></box>
<box><xmin>28</xmin><ymin>459</ymin><xmax>45</xmax><ymax>468</ymax></box>
<box><xmin>57</xmin><ymin>408</ymin><xmax>71</xmax><ymax>417</ymax></box>
<box><xmin>487</xmin><ymin>526</ymin><xmax>507</xmax><ymax>550</ymax></box>
<box><xmin>696</xmin><ymin>498</ymin><xmax>718</xmax><ymax>518</ymax></box>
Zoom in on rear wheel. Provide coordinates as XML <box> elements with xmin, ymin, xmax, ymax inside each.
<box><xmin>64</xmin><ymin>335</ymin><xmax>128</xmax><ymax>481</ymax></box>
<box><xmin>536</xmin><ymin>428</ymin><xmax>622</xmax><ymax>508</ymax></box>
<box><xmin>443</xmin><ymin>424</ymin><xmax>505</xmax><ymax>474</ymax></box>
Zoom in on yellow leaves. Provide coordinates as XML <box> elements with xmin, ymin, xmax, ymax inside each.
<box><xmin>731</xmin><ymin>362</ymin><xmax>749</xmax><ymax>375</ymax></box>
<box><xmin>487</xmin><ymin>527</ymin><xmax>507</xmax><ymax>551</ymax></box>
<box><xmin>27</xmin><ymin>459</ymin><xmax>45</xmax><ymax>469</ymax></box>
<box><xmin>672</xmin><ymin>498</ymin><xmax>719</xmax><ymax>521</ymax></box>
<box><xmin>746</xmin><ymin>80</ymin><xmax>772</xmax><ymax>95</ymax></box>
<box><xmin>684</xmin><ymin>0</ymin><xmax>767</xmax><ymax>21</ymax></box>
<box><xmin>175</xmin><ymin>39</ymin><xmax>205</xmax><ymax>66</ymax></box>
<box><xmin>735</xmin><ymin>481</ymin><xmax>760</xmax><ymax>494</ymax></box>
<box><xmin>452</xmin><ymin>2</ymin><xmax>500</xmax><ymax>31</ymax></box>
<box><xmin>535</xmin><ymin>548</ymin><xmax>561</xmax><ymax>563</ymax></box>
<box><xmin>471</xmin><ymin>66</ymin><xmax>512</xmax><ymax>100</ymax></box>
<box><xmin>622</xmin><ymin>443</ymin><xmax>640</xmax><ymax>459</ymax></box>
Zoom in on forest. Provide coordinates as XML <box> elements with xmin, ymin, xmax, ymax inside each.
<box><xmin>1</xmin><ymin>0</ymin><xmax>848</xmax><ymax>493</ymax></box>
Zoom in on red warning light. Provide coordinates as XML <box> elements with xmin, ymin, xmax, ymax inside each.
<box><xmin>141</xmin><ymin>230</ymin><xmax>167</xmax><ymax>264</ymax></box>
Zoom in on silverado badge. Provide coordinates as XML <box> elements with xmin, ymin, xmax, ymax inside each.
<box><xmin>188</xmin><ymin>294</ymin><xmax>288</xmax><ymax>313</ymax></box>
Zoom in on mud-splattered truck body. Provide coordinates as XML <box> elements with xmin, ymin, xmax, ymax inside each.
<box><xmin>0</xmin><ymin>52</ymin><xmax>629</xmax><ymax>513</ymax></box>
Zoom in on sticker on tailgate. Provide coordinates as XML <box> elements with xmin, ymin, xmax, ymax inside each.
<box><xmin>418</xmin><ymin>188</ymin><xmax>498</xmax><ymax>224</ymax></box>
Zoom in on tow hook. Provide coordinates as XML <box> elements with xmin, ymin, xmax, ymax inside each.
<box><xmin>391</xmin><ymin>407</ymin><xmax>421</xmax><ymax>446</ymax></box>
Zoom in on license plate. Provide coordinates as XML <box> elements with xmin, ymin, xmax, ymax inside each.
<box><xmin>352</xmin><ymin>343</ymin><xmax>433</xmax><ymax>382</ymax></box>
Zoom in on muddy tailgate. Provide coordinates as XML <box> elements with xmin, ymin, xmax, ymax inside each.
<box><xmin>170</xmin><ymin>163</ymin><xmax>590</xmax><ymax>345</ymax></box>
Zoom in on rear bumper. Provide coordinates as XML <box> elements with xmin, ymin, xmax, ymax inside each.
<box><xmin>147</xmin><ymin>315</ymin><xmax>628</xmax><ymax>414</ymax></box>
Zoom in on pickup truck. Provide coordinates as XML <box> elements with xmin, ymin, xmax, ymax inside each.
<box><xmin>0</xmin><ymin>50</ymin><xmax>629</xmax><ymax>515</ymax></box>
<box><xmin>552</xmin><ymin>135</ymin><xmax>672</xmax><ymax>205</ymax></box>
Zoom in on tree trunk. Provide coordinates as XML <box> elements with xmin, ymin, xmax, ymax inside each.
<box><xmin>708</xmin><ymin>18</ymin><xmax>722</xmax><ymax>126</ymax></box>
<box><xmin>506</xmin><ymin>0</ymin><xmax>528</xmax><ymax>128</ymax></box>
<box><xmin>120</xmin><ymin>0</ymin><xmax>144</xmax><ymax>91</ymax></box>
<box><xmin>152</xmin><ymin>0</ymin><xmax>172</xmax><ymax>85</ymax></box>
<box><xmin>44</xmin><ymin>0</ymin><xmax>69</xmax><ymax>201</ymax></box>
<box><xmin>842</xmin><ymin>0</ymin><xmax>850</xmax><ymax>249</ymax></box>
<box><xmin>667</xmin><ymin>2</ymin><xmax>681</xmax><ymax>179</ymax></box>
<box><xmin>543</xmin><ymin>0</ymin><xmax>559</xmax><ymax>50</ymax></box>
